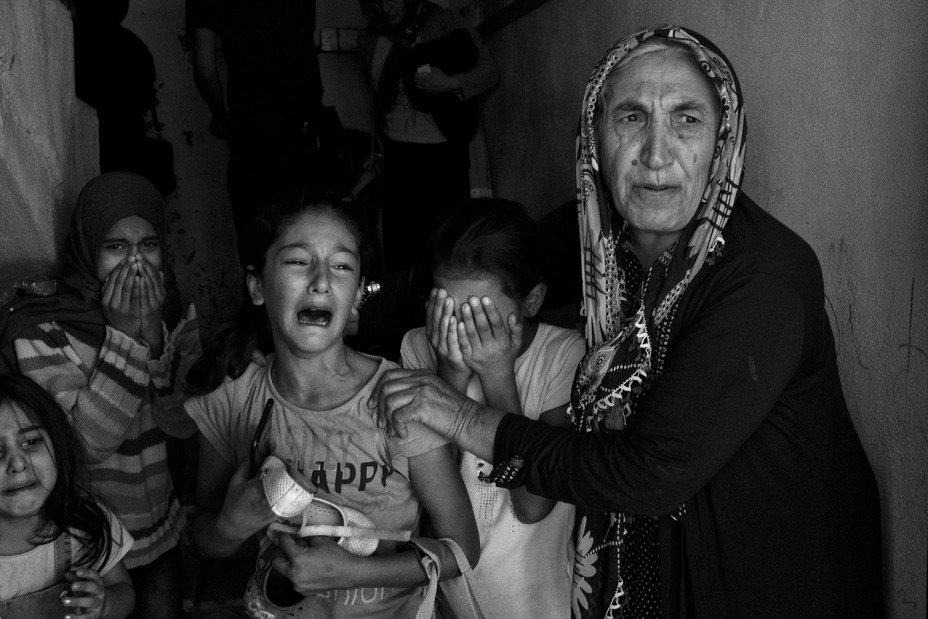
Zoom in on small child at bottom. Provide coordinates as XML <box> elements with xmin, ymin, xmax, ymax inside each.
<box><xmin>401</xmin><ymin>198</ymin><xmax>587</xmax><ymax>619</ymax></box>
<box><xmin>0</xmin><ymin>373</ymin><xmax>134</xmax><ymax>618</ymax></box>
<box><xmin>184</xmin><ymin>199</ymin><xmax>479</xmax><ymax>618</ymax></box>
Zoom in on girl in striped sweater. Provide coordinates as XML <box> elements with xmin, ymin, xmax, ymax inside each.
<box><xmin>3</xmin><ymin>172</ymin><xmax>200</xmax><ymax>619</ymax></box>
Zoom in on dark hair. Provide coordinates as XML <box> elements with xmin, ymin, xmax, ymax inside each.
<box><xmin>431</xmin><ymin>198</ymin><xmax>545</xmax><ymax>300</ymax></box>
<box><xmin>186</xmin><ymin>198</ymin><xmax>365</xmax><ymax>394</ymax></box>
<box><xmin>0</xmin><ymin>373</ymin><xmax>114</xmax><ymax>569</ymax></box>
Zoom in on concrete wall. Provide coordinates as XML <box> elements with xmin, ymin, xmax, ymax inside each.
<box><xmin>0</xmin><ymin>0</ymin><xmax>98</xmax><ymax>288</ymax></box>
<box><xmin>479</xmin><ymin>1</ymin><xmax>927</xmax><ymax>616</ymax></box>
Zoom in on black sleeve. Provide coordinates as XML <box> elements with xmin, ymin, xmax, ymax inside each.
<box><xmin>493</xmin><ymin>271</ymin><xmax>805</xmax><ymax>516</ymax></box>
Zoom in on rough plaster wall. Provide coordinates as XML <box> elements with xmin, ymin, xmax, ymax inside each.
<box><xmin>0</xmin><ymin>0</ymin><xmax>98</xmax><ymax>288</ymax></box>
<box><xmin>480</xmin><ymin>0</ymin><xmax>927</xmax><ymax>616</ymax></box>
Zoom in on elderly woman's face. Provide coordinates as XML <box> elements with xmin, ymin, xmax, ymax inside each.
<box><xmin>598</xmin><ymin>48</ymin><xmax>720</xmax><ymax>241</ymax></box>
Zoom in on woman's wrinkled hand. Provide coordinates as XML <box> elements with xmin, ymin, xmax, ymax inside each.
<box><xmin>369</xmin><ymin>368</ymin><xmax>477</xmax><ymax>440</ymax></box>
<box><xmin>215</xmin><ymin>460</ymin><xmax>277</xmax><ymax>543</ymax></box>
<box><xmin>271</xmin><ymin>534</ymin><xmax>361</xmax><ymax>596</ymax></box>
<box><xmin>458</xmin><ymin>295</ymin><xmax>523</xmax><ymax>379</ymax></box>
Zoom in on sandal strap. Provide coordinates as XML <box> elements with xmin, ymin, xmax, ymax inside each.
<box><xmin>269</xmin><ymin>522</ymin><xmax>412</xmax><ymax>542</ymax></box>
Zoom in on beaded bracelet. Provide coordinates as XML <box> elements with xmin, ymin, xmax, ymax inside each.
<box><xmin>477</xmin><ymin>456</ymin><xmax>524</xmax><ymax>488</ymax></box>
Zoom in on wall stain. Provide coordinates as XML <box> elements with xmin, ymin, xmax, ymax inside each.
<box><xmin>846</xmin><ymin>303</ymin><xmax>869</xmax><ymax>370</ymax></box>
<box><xmin>825</xmin><ymin>292</ymin><xmax>840</xmax><ymax>355</ymax></box>
<box><xmin>896</xmin><ymin>588</ymin><xmax>918</xmax><ymax>611</ymax></box>
<box><xmin>899</xmin><ymin>277</ymin><xmax>925</xmax><ymax>373</ymax></box>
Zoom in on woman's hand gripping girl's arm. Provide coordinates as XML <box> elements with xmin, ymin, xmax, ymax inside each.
<box><xmin>61</xmin><ymin>564</ymin><xmax>135</xmax><ymax>619</ymax></box>
<box><xmin>271</xmin><ymin>443</ymin><xmax>479</xmax><ymax>595</ymax></box>
<box><xmin>457</xmin><ymin>296</ymin><xmax>564</xmax><ymax>525</ymax></box>
<box><xmin>192</xmin><ymin>438</ymin><xmax>277</xmax><ymax>557</ymax></box>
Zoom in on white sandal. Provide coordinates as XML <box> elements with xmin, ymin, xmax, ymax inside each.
<box><xmin>261</xmin><ymin>455</ymin><xmax>411</xmax><ymax>556</ymax></box>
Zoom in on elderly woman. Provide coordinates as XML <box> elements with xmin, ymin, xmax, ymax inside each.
<box><xmin>373</xmin><ymin>25</ymin><xmax>883</xmax><ymax>618</ymax></box>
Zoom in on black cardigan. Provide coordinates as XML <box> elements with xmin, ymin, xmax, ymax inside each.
<box><xmin>494</xmin><ymin>195</ymin><xmax>883</xmax><ymax>618</ymax></box>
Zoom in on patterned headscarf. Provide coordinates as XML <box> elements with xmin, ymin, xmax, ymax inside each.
<box><xmin>568</xmin><ymin>25</ymin><xmax>746</xmax><ymax>617</ymax></box>
<box><xmin>570</xmin><ymin>24</ymin><xmax>746</xmax><ymax>430</ymax></box>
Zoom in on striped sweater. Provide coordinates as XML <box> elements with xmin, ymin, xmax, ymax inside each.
<box><xmin>15</xmin><ymin>304</ymin><xmax>200</xmax><ymax>569</ymax></box>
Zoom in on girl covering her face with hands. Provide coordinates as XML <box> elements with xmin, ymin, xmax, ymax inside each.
<box><xmin>0</xmin><ymin>373</ymin><xmax>134</xmax><ymax>618</ymax></box>
<box><xmin>5</xmin><ymin>172</ymin><xmax>200</xmax><ymax>619</ymax></box>
<box><xmin>185</xmin><ymin>199</ymin><xmax>478</xmax><ymax>618</ymax></box>
<box><xmin>400</xmin><ymin>198</ymin><xmax>586</xmax><ymax>619</ymax></box>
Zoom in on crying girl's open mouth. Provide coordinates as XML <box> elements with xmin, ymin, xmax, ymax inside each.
<box><xmin>297</xmin><ymin>308</ymin><xmax>332</xmax><ymax>326</ymax></box>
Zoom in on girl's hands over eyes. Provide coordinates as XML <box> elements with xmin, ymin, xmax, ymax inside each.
<box><xmin>425</xmin><ymin>289</ymin><xmax>471</xmax><ymax>387</ymax></box>
<box><xmin>458</xmin><ymin>296</ymin><xmax>523</xmax><ymax>379</ymax></box>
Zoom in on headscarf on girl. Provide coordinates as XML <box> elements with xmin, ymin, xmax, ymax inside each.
<box><xmin>0</xmin><ymin>172</ymin><xmax>180</xmax><ymax>372</ymax></box>
<box><xmin>567</xmin><ymin>25</ymin><xmax>746</xmax><ymax>618</ymax></box>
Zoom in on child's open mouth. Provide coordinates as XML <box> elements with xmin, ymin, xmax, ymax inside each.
<box><xmin>297</xmin><ymin>308</ymin><xmax>332</xmax><ymax>327</ymax></box>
